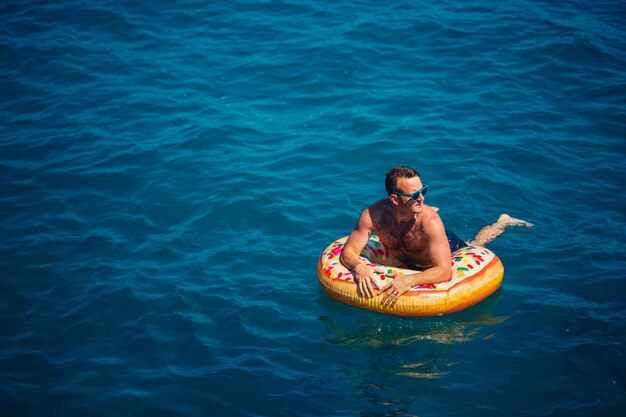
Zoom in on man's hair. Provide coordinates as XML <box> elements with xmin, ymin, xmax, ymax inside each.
<box><xmin>385</xmin><ymin>166</ymin><xmax>420</xmax><ymax>195</ymax></box>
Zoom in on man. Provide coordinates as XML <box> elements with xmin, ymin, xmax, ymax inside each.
<box><xmin>340</xmin><ymin>166</ymin><xmax>532</xmax><ymax>307</ymax></box>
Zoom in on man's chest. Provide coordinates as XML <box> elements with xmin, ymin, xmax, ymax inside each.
<box><xmin>375</xmin><ymin>216</ymin><xmax>427</xmax><ymax>253</ymax></box>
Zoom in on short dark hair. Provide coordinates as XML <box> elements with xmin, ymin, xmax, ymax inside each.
<box><xmin>385</xmin><ymin>166</ymin><xmax>420</xmax><ymax>195</ymax></box>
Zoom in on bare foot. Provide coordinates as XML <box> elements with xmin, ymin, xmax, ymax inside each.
<box><xmin>497</xmin><ymin>214</ymin><xmax>534</xmax><ymax>228</ymax></box>
<box><xmin>470</xmin><ymin>214</ymin><xmax>534</xmax><ymax>246</ymax></box>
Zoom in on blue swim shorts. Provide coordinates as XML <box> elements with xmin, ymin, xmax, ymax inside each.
<box><xmin>446</xmin><ymin>230</ymin><xmax>467</xmax><ymax>252</ymax></box>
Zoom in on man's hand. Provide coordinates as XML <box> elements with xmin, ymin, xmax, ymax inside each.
<box><xmin>380</xmin><ymin>271</ymin><xmax>413</xmax><ymax>307</ymax></box>
<box><xmin>353</xmin><ymin>264</ymin><xmax>386</xmax><ymax>299</ymax></box>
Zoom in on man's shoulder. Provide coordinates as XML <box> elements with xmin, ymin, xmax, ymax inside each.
<box><xmin>369</xmin><ymin>198</ymin><xmax>392</xmax><ymax>209</ymax></box>
<box><xmin>368</xmin><ymin>199</ymin><xmax>392</xmax><ymax>215</ymax></box>
<box><xmin>420</xmin><ymin>206</ymin><xmax>446</xmax><ymax>232</ymax></box>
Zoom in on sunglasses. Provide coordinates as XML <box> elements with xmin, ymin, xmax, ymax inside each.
<box><xmin>394</xmin><ymin>185</ymin><xmax>428</xmax><ymax>201</ymax></box>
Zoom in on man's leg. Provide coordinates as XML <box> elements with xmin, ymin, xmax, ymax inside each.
<box><xmin>468</xmin><ymin>214</ymin><xmax>533</xmax><ymax>246</ymax></box>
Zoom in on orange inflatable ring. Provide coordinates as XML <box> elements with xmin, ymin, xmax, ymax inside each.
<box><xmin>317</xmin><ymin>235</ymin><xmax>504</xmax><ymax>316</ymax></box>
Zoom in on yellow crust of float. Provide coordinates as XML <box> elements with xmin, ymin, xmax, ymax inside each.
<box><xmin>317</xmin><ymin>235</ymin><xmax>504</xmax><ymax>317</ymax></box>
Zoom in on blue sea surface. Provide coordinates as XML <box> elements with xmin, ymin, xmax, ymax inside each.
<box><xmin>1</xmin><ymin>0</ymin><xmax>625</xmax><ymax>416</ymax></box>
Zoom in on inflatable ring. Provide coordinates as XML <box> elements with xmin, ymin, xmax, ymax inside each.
<box><xmin>317</xmin><ymin>235</ymin><xmax>504</xmax><ymax>316</ymax></box>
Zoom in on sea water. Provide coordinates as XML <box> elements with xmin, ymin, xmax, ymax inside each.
<box><xmin>1</xmin><ymin>0</ymin><xmax>625</xmax><ymax>416</ymax></box>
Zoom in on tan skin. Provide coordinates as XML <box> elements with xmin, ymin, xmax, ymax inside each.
<box><xmin>340</xmin><ymin>176</ymin><xmax>452</xmax><ymax>307</ymax></box>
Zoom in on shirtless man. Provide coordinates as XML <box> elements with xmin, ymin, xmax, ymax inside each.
<box><xmin>340</xmin><ymin>166</ymin><xmax>533</xmax><ymax>307</ymax></box>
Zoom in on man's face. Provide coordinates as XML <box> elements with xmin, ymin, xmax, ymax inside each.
<box><xmin>394</xmin><ymin>176</ymin><xmax>425</xmax><ymax>213</ymax></box>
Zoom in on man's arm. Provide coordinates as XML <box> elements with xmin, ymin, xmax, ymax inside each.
<box><xmin>380</xmin><ymin>216</ymin><xmax>452</xmax><ymax>306</ymax></box>
<box><xmin>340</xmin><ymin>208</ymin><xmax>382</xmax><ymax>299</ymax></box>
